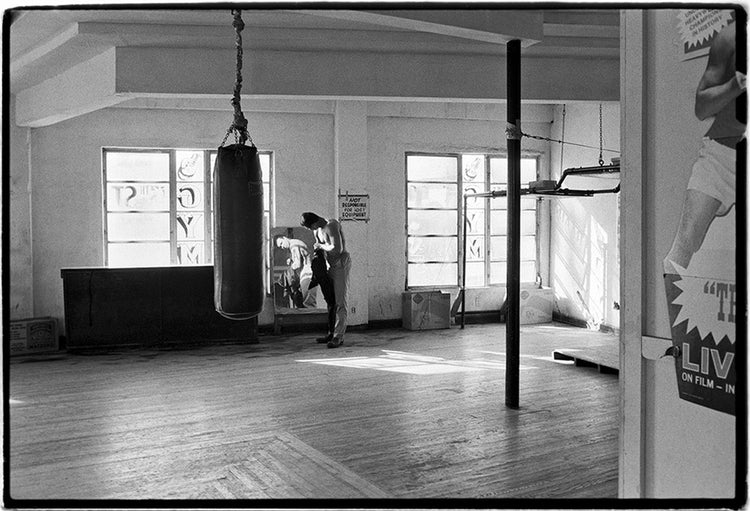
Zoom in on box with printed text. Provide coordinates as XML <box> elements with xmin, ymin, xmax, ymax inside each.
<box><xmin>402</xmin><ymin>291</ymin><xmax>451</xmax><ymax>330</ymax></box>
<box><xmin>10</xmin><ymin>317</ymin><xmax>59</xmax><ymax>355</ymax></box>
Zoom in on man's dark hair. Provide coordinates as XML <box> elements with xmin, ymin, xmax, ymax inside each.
<box><xmin>300</xmin><ymin>212</ymin><xmax>324</xmax><ymax>229</ymax></box>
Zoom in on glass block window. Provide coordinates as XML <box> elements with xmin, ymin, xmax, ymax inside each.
<box><xmin>104</xmin><ymin>149</ymin><xmax>273</xmax><ymax>279</ymax></box>
<box><xmin>488</xmin><ymin>156</ymin><xmax>539</xmax><ymax>284</ymax></box>
<box><xmin>406</xmin><ymin>152</ymin><xmax>538</xmax><ymax>288</ymax></box>
<box><xmin>406</xmin><ymin>155</ymin><xmax>459</xmax><ymax>287</ymax></box>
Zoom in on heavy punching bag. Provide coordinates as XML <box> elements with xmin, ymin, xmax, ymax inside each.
<box><xmin>213</xmin><ymin>143</ymin><xmax>264</xmax><ymax>319</ymax></box>
<box><xmin>212</xmin><ymin>9</ymin><xmax>264</xmax><ymax>320</ymax></box>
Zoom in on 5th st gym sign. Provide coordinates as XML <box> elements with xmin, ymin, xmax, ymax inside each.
<box><xmin>339</xmin><ymin>193</ymin><xmax>369</xmax><ymax>222</ymax></box>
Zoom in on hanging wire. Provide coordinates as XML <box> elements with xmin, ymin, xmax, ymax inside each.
<box><xmin>221</xmin><ymin>9</ymin><xmax>252</xmax><ymax>147</ymax></box>
<box><xmin>518</xmin><ymin>130</ymin><xmax>619</xmax><ymax>154</ymax></box>
<box><xmin>560</xmin><ymin>104</ymin><xmax>566</xmax><ymax>171</ymax></box>
<box><xmin>599</xmin><ymin>103</ymin><xmax>604</xmax><ymax>167</ymax></box>
<box><xmin>507</xmin><ymin>103</ymin><xmax>619</xmax><ymax>156</ymax></box>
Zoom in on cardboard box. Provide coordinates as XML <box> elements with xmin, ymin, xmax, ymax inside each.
<box><xmin>519</xmin><ymin>287</ymin><xmax>554</xmax><ymax>324</ymax></box>
<box><xmin>10</xmin><ymin>317</ymin><xmax>59</xmax><ymax>355</ymax></box>
<box><xmin>402</xmin><ymin>291</ymin><xmax>451</xmax><ymax>330</ymax></box>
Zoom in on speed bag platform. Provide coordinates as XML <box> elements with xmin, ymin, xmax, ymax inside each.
<box><xmin>213</xmin><ymin>143</ymin><xmax>265</xmax><ymax>320</ymax></box>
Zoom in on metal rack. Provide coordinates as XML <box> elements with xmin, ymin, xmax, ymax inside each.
<box><xmin>459</xmin><ymin>161</ymin><xmax>620</xmax><ymax>407</ymax></box>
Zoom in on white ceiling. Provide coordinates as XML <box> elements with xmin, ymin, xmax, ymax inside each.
<box><xmin>9</xmin><ymin>7</ymin><xmax>620</xmax><ymax>92</ymax></box>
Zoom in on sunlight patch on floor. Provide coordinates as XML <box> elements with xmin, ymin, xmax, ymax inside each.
<box><xmin>298</xmin><ymin>350</ymin><xmax>538</xmax><ymax>375</ymax></box>
<box><xmin>478</xmin><ymin>350</ymin><xmax>575</xmax><ymax>365</ymax></box>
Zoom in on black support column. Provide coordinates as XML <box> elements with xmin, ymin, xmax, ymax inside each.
<box><xmin>505</xmin><ymin>39</ymin><xmax>521</xmax><ymax>409</ymax></box>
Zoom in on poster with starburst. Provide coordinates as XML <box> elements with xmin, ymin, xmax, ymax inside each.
<box><xmin>665</xmin><ymin>261</ymin><xmax>736</xmax><ymax>415</ymax></box>
<box><xmin>676</xmin><ymin>9</ymin><xmax>734</xmax><ymax>60</ymax></box>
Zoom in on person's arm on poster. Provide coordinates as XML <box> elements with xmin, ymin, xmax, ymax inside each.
<box><xmin>695</xmin><ymin>24</ymin><xmax>746</xmax><ymax>121</ymax></box>
<box><xmin>289</xmin><ymin>246</ymin><xmax>303</xmax><ymax>271</ymax></box>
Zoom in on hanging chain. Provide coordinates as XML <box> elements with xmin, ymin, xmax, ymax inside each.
<box><xmin>221</xmin><ymin>9</ymin><xmax>252</xmax><ymax>147</ymax></box>
<box><xmin>560</xmin><ymin>104</ymin><xmax>566</xmax><ymax>171</ymax></box>
<box><xmin>514</xmin><ymin>103</ymin><xmax>618</xmax><ymax>159</ymax></box>
<box><xmin>598</xmin><ymin>103</ymin><xmax>604</xmax><ymax>166</ymax></box>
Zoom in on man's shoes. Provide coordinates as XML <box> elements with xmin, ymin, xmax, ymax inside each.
<box><xmin>327</xmin><ymin>337</ymin><xmax>343</xmax><ymax>349</ymax></box>
<box><xmin>316</xmin><ymin>334</ymin><xmax>332</xmax><ymax>344</ymax></box>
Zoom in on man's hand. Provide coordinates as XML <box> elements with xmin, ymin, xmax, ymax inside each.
<box><xmin>737</xmin><ymin>71</ymin><xmax>747</xmax><ymax>91</ymax></box>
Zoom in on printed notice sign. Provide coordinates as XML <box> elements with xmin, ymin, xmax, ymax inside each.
<box><xmin>339</xmin><ymin>194</ymin><xmax>369</xmax><ymax>221</ymax></box>
<box><xmin>676</xmin><ymin>9</ymin><xmax>734</xmax><ymax>60</ymax></box>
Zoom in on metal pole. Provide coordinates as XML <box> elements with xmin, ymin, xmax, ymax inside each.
<box><xmin>461</xmin><ymin>194</ymin><xmax>468</xmax><ymax>329</ymax></box>
<box><xmin>506</xmin><ymin>39</ymin><xmax>521</xmax><ymax>409</ymax></box>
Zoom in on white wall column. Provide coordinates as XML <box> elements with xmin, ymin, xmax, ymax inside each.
<box><xmin>619</xmin><ymin>9</ymin><xmax>645</xmax><ymax>498</ymax></box>
<box><xmin>334</xmin><ymin>100</ymin><xmax>369</xmax><ymax>327</ymax></box>
<box><xmin>9</xmin><ymin>94</ymin><xmax>35</xmax><ymax>319</ymax></box>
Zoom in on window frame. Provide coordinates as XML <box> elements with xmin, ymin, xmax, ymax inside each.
<box><xmin>103</xmin><ymin>147</ymin><xmax>274</xmax><ymax>292</ymax></box>
<box><xmin>404</xmin><ymin>152</ymin><xmax>460</xmax><ymax>288</ymax></box>
<box><xmin>405</xmin><ymin>151</ymin><xmax>540</xmax><ymax>290</ymax></box>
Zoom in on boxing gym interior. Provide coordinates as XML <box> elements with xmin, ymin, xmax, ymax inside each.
<box><xmin>5</xmin><ymin>5</ymin><xmax>744</xmax><ymax>506</ymax></box>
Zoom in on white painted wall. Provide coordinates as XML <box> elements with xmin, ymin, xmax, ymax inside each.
<box><xmin>9</xmin><ymin>96</ymin><xmax>34</xmax><ymax>319</ymax></box>
<box><xmin>549</xmin><ymin>103</ymin><xmax>621</xmax><ymax>330</ymax></box>
<box><xmin>621</xmin><ymin>10</ymin><xmax>736</xmax><ymax>498</ymax></box>
<box><xmin>334</xmin><ymin>101</ymin><xmax>369</xmax><ymax>327</ymax></box>
<box><xmin>366</xmin><ymin>103</ymin><xmax>553</xmax><ymax>320</ymax></box>
<box><xmin>13</xmin><ymin>99</ymin><xmax>560</xmax><ymax>331</ymax></box>
<box><xmin>24</xmin><ymin>103</ymin><xmax>334</xmax><ymax>328</ymax></box>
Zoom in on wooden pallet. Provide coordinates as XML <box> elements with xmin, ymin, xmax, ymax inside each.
<box><xmin>553</xmin><ymin>345</ymin><xmax>619</xmax><ymax>374</ymax></box>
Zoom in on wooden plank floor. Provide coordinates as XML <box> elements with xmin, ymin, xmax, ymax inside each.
<box><xmin>8</xmin><ymin>322</ymin><xmax>619</xmax><ymax>502</ymax></box>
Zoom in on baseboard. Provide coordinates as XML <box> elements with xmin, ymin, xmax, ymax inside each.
<box><xmin>362</xmin><ymin>319</ymin><xmax>404</xmax><ymax>330</ymax></box>
<box><xmin>599</xmin><ymin>323</ymin><xmax>620</xmax><ymax>335</ymax></box>
<box><xmin>259</xmin><ymin>318</ymin><xmax>403</xmax><ymax>335</ymax></box>
<box><xmin>552</xmin><ymin>312</ymin><xmax>620</xmax><ymax>334</ymax></box>
<box><xmin>261</xmin><ymin>311</ymin><xmax>615</xmax><ymax>335</ymax></box>
<box><xmin>455</xmin><ymin>310</ymin><xmax>505</xmax><ymax>325</ymax></box>
<box><xmin>259</xmin><ymin>313</ymin><xmax>506</xmax><ymax>335</ymax></box>
<box><xmin>258</xmin><ymin>310</ymin><xmax>620</xmax><ymax>335</ymax></box>
<box><xmin>552</xmin><ymin>313</ymin><xmax>589</xmax><ymax>329</ymax></box>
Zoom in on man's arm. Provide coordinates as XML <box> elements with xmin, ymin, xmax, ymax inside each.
<box><xmin>314</xmin><ymin>220</ymin><xmax>343</xmax><ymax>257</ymax></box>
<box><xmin>695</xmin><ymin>24</ymin><xmax>745</xmax><ymax>120</ymax></box>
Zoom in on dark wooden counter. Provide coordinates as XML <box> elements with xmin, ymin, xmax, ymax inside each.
<box><xmin>61</xmin><ymin>266</ymin><xmax>258</xmax><ymax>350</ymax></box>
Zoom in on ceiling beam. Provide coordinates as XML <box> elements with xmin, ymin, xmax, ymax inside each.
<box><xmin>15</xmin><ymin>48</ymin><xmax>128</xmax><ymax>127</ymax></box>
<box><xmin>113</xmin><ymin>47</ymin><xmax>616</xmax><ymax>101</ymax></box>
<box><xmin>10</xmin><ymin>23</ymin><xmax>79</xmax><ymax>74</ymax></box>
<box><xmin>296</xmin><ymin>9</ymin><xmax>543</xmax><ymax>46</ymax></box>
<box><xmin>543</xmin><ymin>23</ymin><xmax>618</xmax><ymax>38</ymax></box>
<box><xmin>15</xmin><ymin>45</ymin><xmax>618</xmax><ymax>127</ymax></box>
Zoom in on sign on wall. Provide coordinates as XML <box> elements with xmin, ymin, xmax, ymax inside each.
<box><xmin>339</xmin><ymin>192</ymin><xmax>369</xmax><ymax>222</ymax></box>
<box><xmin>664</xmin><ymin>10</ymin><xmax>740</xmax><ymax>415</ymax></box>
<box><xmin>676</xmin><ymin>9</ymin><xmax>735</xmax><ymax>60</ymax></box>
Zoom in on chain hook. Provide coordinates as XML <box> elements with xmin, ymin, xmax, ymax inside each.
<box><xmin>598</xmin><ymin>103</ymin><xmax>604</xmax><ymax>166</ymax></box>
